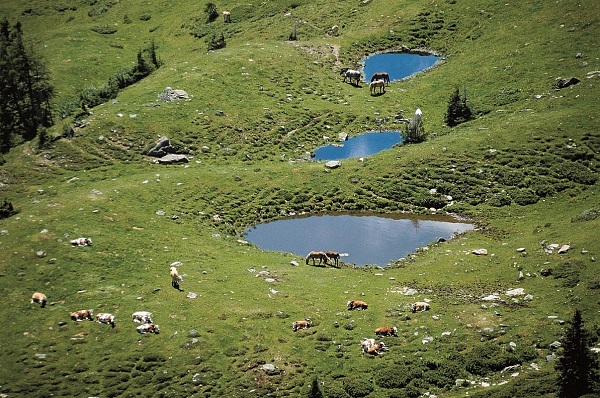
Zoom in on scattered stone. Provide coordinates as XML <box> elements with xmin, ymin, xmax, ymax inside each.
<box><xmin>158</xmin><ymin>87</ymin><xmax>189</xmax><ymax>102</ymax></box>
<box><xmin>261</xmin><ymin>363</ymin><xmax>280</xmax><ymax>375</ymax></box>
<box><xmin>155</xmin><ymin>154</ymin><xmax>188</xmax><ymax>164</ymax></box>
<box><xmin>554</xmin><ymin>77</ymin><xmax>580</xmax><ymax>89</ymax></box>
<box><xmin>472</xmin><ymin>248</ymin><xmax>488</xmax><ymax>255</ymax></box>
<box><xmin>506</xmin><ymin>288</ymin><xmax>525</xmax><ymax>296</ymax></box>
<box><xmin>148</xmin><ymin>136</ymin><xmax>177</xmax><ymax>157</ymax></box>
<box><xmin>516</xmin><ymin>247</ymin><xmax>526</xmax><ymax>252</ymax></box>
<box><xmin>325</xmin><ymin>160</ymin><xmax>341</xmax><ymax>169</ymax></box>
<box><xmin>187</xmin><ymin>292</ymin><xmax>198</xmax><ymax>299</ymax></box>
<box><xmin>557</xmin><ymin>244</ymin><xmax>570</xmax><ymax>254</ymax></box>
<box><xmin>36</xmin><ymin>251</ymin><xmax>46</xmax><ymax>258</ymax></box>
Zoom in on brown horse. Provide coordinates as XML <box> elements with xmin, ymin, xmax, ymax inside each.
<box><xmin>370</xmin><ymin>79</ymin><xmax>386</xmax><ymax>95</ymax></box>
<box><xmin>370</xmin><ymin>72</ymin><xmax>390</xmax><ymax>85</ymax></box>
<box><xmin>325</xmin><ymin>250</ymin><xmax>340</xmax><ymax>267</ymax></box>
<box><xmin>306</xmin><ymin>251</ymin><xmax>330</xmax><ymax>265</ymax></box>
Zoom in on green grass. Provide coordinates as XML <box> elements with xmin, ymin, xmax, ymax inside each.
<box><xmin>0</xmin><ymin>0</ymin><xmax>599</xmax><ymax>396</ymax></box>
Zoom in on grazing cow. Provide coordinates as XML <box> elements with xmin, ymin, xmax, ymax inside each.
<box><xmin>347</xmin><ymin>300</ymin><xmax>368</xmax><ymax>310</ymax></box>
<box><xmin>292</xmin><ymin>318</ymin><xmax>312</xmax><ymax>332</ymax></box>
<box><xmin>70</xmin><ymin>309</ymin><xmax>93</xmax><ymax>321</ymax></box>
<box><xmin>306</xmin><ymin>251</ymin><xmax>330</xmax><ymax>266</ymax></box>
<box><xmin>70</xmin><ymin>237</ymin><xmax>92</xmax><ymax>247</ymax></box>
<box><xmin>223</xmin><ymin>11</ymin><xmax>231</xmax><ymax>23</ymax></box>
<box><xmin>366</xmin><ymin>341</ymin><xmax>388</xmax><ymax>355</ymax></box>
<box><xmin>132</xmin><ymin>311</ymin><xmax>153</xmax><ymax>324</ymax></box>
<box><xmin>325</xmin><ymin>250</ymin><xmax>340</xmax><ymax>267</ymax></box>
<box><xmin>136</xmin><ymin>323</ymin><xmax>160</xmax><ymax>334</ymax></box>
<box><xmin>170</xmin><ymin>266</ymin><xmax>183</xmax><ymax>291</ymax></box>
<box><xmin>96</xmin><ymin>313</ymin><xmax>115</xmax><ymax>328</ymax></box>
<box><xmin>369</xmin><ymin>79</ymin><xmax>386</xmax><ymax>95</ymax></box>
<box><xmin>31</xmin><ymin>292</ymin><xmax>47</xmax><ymax>308</ymax></box>
<box><xmin>370</xmin><ymin>72</ymin><xmax>390</xmax><ymax>85</ymax></box>
<box><xmin>340</xmin><ymin>68</ymin><xmax>361</xmax><ymax>85</ymax></box>
<box><xmin>374</xmin><ymin>326</ymin><xmax>398</xmax><ymax>337</ymax></box>
<box><xmin>411</xmin><ymin>301</ymin><xmax>430</xmax><ymax>313</ymax></box>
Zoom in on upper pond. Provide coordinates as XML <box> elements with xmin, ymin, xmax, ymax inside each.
<box><xmin>244</xmin><ymin>214</ymin><xmax>473</xmax><ymax>267</ymax></box>
<box><xmin>362</xmin><ymin>52</ymin><xmax>441</xmax><ymax>82</ymax></box>
<box><xmin>313</xmin><ymin>131</ymin><xmax>402</xmax><ymax>161</ymax></box>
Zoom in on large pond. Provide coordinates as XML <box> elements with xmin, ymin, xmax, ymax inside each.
<box><xmin>362</xmin><ymin>52</ymin><xmax>441</xmax><ymax>82</ymax></box>
<box><xmin>244</xmin><ymin>214</ymin><xmax>473</xmax><ymax>267</ymax></box>
<box><xmin>313</xmin><ymin>131</ymin><xmax>402</xmax><ymax>161</ymax></box>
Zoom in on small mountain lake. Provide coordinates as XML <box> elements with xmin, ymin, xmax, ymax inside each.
<box><xmin>244</xmin><ymin>214</ymin><xmax>473</xmax><ymax>267</ymax></box>
<box><xmin>313</xmin><ymin>131</ymin><xmax>402</xmax><ymax>161</ymax></box>
<box><xmin>362</xmin><ymin>52</ymin><xmax>441</xmax><ymax>82</ymax></box>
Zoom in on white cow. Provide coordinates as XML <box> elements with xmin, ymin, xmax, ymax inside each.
<box><xmin>70</xmin><ymin>237</ymin><xmax>92</xmax><ymax>247</ymax></box>
<box><xmin>132</xmin><ymin>311</ymin><xmax>153</xmax><ymax>324</ymax></box>
<box><xmin>137</xmin><ymin>323</ymin><xmax>160</xmax><ymax>334</ymax></box>
<box><xmin>96</xmin><ymin>313</ymin><xmax>115</xmax><ymax>328</ymax></box>
<box><xmin>31</xmin><ymin>292</ymin><xmax>47</xmax><ymax>308</ymax></box>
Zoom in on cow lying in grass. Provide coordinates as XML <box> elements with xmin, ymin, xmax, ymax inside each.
<box><xmin>96</xmin><ymin>313</ymin><xmax>115</xmax><ymax>328</ymax></box>
<box><xmin>136</xmin><ymin>323</ymin><xmax>160</xmax><ymax>334</ymax></box>
<box><xmin>70</xmin><ymin>237</ymin><xmax>92</xmax><ymax>246</ymax></box>
<box><xmin>347</xmin><ymin>300</ymin><xmax>368</xmax><ymax>310</ymax></box>
<box><xmin>292</xmin><ymin>318</ymin><xmax>312</xmax><ymax>332</ymax></box>
<box><xmin>374</xmin><ymin>326</ymin><xmax>397</xmax><ymax>337</ymax></box>
<box><xmin>132</xmin><ymin>311</ymin><xmax>153</xmax><ymax>324</ymax></box>
<box><xmin>411</xmin><ymin>301</ymin><xmax>430</xmax><ymax>313</ymax></box>
<box><xmin>70</xmin><ymin>309</ymin><xmax>93</xmax><ymax>321</ymax></box>
<box><xmin>31</xmin><ymin>292</ymin><xmax>47</xmax><ymax>308</ymax></box>
<box><xmin>360</xmin><ymin>338</ymin><xmax>388</xmax><ymax>355</ymax></box>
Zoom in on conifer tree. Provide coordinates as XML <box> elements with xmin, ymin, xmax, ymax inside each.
<box><xmin>444</xmin><ymin>86</ymin><xmax>472</xmax><ymax>127</ymax></box>
<box><xmin>556</xmin><ymin>309</ymin><xmax>599</xmax><ymax>397</ymax></box>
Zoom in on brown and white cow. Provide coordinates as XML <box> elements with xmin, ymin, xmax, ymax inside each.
<box><xmin>411</xmin><ymin>301</ymin><xmax>430</xmax><ymax>313</ymax></box>
<box><xmin>292</xmin><ymin>318</ymin><xmax>312</xmax><ymax>332</ymax></box>
<box><xmin>70</xmin><ymin>309</ymin><xmax>93</xmax><ymax>321</ymax></box>
<box><xmin>132</xmin><ymin>311</ymin><xmax>153</xmax><ymax>324</ymax></box>
<box><xmin>347</xmin><ymin>300</ymin><xmax>368</xmax><ymax>310</ymax></box>
<box><xmin>31</xmin><ymin>292</ymin><xmax>47</xmax><ymax>308</ymax></box>
<box><xmin>170</xmin><ymin>266</ymin><xmax>183</xmax><ymax>291</ymax></box>
<box><xmin>360</xmin><ymin>338</ymin><xmax>376</xmax><ymax>353</ymax></box>
<box><xmin>70</xmin><ymin>237</ymin><xmax>92</xmax><ymax>247</ymax></box>
<box><xmin>96</xmin><ymin>313</ymin><xmax>115</xmax><ymax>328</ymax></box>
<box><xmin>137</xmin><ymin>323</ymin><xmax>160</xmax><ymax>334</ymax></box>
<box><xmin>374</xmin><ymin>326</ymin><xmax>398</xmax><ymax>337</ymax></box>
<box><xmin>366</xmin><ymin>341</ymin><xmax>388</xmax><ymax>355</ymax></box>
<box><xmin>223</xmin><ymin>11</ymin><xmax>231</xmax><ymax>23</ymax></box>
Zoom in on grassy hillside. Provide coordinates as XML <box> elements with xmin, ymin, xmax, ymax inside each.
<box><xmin>0</xmin><ymin>0</ymin><xmax>599</xmax><ymax>397</ymax></box>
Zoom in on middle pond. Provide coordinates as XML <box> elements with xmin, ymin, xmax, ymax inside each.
<box><xmin>244</xmin><ymin>214</ymin><xmax>473</xmax><ymax>266</ymax></box>
<box><xmin>313</xmin><ymin>131</ymin><xmax>403</xmax><ymax>161</ymax></box>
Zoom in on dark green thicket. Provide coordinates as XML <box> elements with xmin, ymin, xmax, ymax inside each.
<box><xmin>0</xmin><ymin>18</ymin><xmax>53</xmax><ymax>153</ymax></box>
<box><xmin>556</xmin><ymin>310</ymin><xmax>600</xmax><ymax>398</ymax></box>
<box><xmin>0</xmin><ymin>198</ymin><xmax>17</xmax><ymax>219</ymax></box>
<box><xmin>445</xmin><ymin>86</ymin><xmax>473</xmax><ymax>127</ymax></box>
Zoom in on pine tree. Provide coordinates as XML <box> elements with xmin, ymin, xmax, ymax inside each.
<box><xmin>556</xmin><ymin>309</ymin><xmax>599</xmax><ymax>397</ymax></box>
<box><xmin>444</xmin><ymin>86</ymin><xmax>472</xmax><ymax>127</ymax></box>
<box><xmin>307</xmin><ymin>377</ymin><xmax>324</xmax><ymax>398</ymax></box>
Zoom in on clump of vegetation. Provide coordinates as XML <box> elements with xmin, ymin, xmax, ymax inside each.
<box><xmin>556</xmin><ymin>310</ymin><xmax>600</xmax><ymax>397</ymax></box>
<box><xmin>445</xmin><ymin>86</ymin><xmax>473</xmax><ymax>127</ymax></box>
<box><xmin>91</xmin><ymin>24</ymin><xmax>117</xmax><ymax>34</ymax></box>
<box><xmin>401</xmin><ymin>108</ymin><xmax>427</xmax><ymax>143</ymax></box>
<box><xmin>0</xmin><ymin>18</ymin><xmax>54</xmax><ymax>153</ymax></box>
<box><xmin>204</xmin><ymin>2</ymin><xmax>219</xmax><ymax>23</ymax></box>
<box><xmin>207</xmin><ymin>32</ymin><xmax>226</xmax><ymax>51</ymax></box>
<box><xmin>0</xmin><ymin>198</ymin><xmax>17</xmax><ymax>219</ymax></box>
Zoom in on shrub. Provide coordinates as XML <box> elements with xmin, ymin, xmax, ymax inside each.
<box><xmin>0</xmin><ymin>198</ymin><xmax>17</xmax><ymax>219</ymax></box>
<box><xmin>512</xmin><ymin>188</ymin><xmax>539</xmax><ymax>206</ymax></box>
<box><xmin>553</xmin><ymin>260</ymin><xmax>584</xmax><ymax>288</ymax></box>
<box><xmin>401</xmin><ymin>108</ymin><xmax>427</xmax><ymax>143</ymax></box>
<box><xmin>343</xmin><ymin>377</ymin><xmax>373</xmax><ymax>397</ymax></box>
<box><xmin>91</xmin><ymin>24</ymin><xmax>117</xmax><ymax>34</ymax></box>
<box><xmin>445</xmin><ymin>86</ymin><xmax>473</xmax><ymax>127</ymax></box>
<box><xmin>207</xmin><ymin>32</ymin><xmax>226</xmax><ymax>51</ymax></box>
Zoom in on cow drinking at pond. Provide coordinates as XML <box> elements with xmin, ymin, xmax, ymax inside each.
<box><xmin>325</xmin><ymin>250</ymin><xmax>340</xmax><ymax>267</ymax></box>
<box><xmin>306</xmin><ymin>251</ymin><xmax>330</xmax><ymax>266</ymax></box>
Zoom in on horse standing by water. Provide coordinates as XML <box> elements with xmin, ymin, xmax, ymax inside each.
<box><xmin>306</xmin><ymin>251</ymin><xmax>331</xmax><ymax>266</ymax></box>
<box><xmin>340</xmin><ymin>68</ymin><xmax>361</xmax><ymax>85</ymax></box>
<box><xmin>369</xmin><ymin>79</ymin><xmax>386</xmax><ymax>95</ymax></box>
<box><xmin>325</xmin><ymin>251</ymin><xmax>340</xmax><ymax>267</ymax></box>
<box><xmin>370</xmin><ymin>72</ymin><xmax>390</xmax><ymax>85</ymax></box>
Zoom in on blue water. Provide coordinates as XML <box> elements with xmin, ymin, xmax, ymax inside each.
<box><xmin>244</xmin><ymin>214</ymin><xmax>473</xmax><ymax>267</ymax></box>
<box><xmin>363</xmin><ymin>53</ymin><xmax>441</xmax><ymax>82</ymax></box>
<box><xmin>313</xmin><ymin>131</ymin><xmax>402</xmax><ymax>161</ymax></box>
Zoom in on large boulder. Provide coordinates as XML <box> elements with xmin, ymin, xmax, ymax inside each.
<box><xmin>148</xmin><ymin>136</ymin><xmax>178</xmax><ymax>157</ymax></box>
<box><xmin>155</xmin><ymin>154</ymin><xmax>189</xmax><ymax>164</ymax></box>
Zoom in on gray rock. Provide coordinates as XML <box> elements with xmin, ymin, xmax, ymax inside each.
<box><xmin>156</xmin><ymin>154</ymin><xmax>189</xmax><ymax>164</ymax></box>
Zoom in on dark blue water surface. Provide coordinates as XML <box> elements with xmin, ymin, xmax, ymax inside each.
<box><xmin>244</xmin><ymin>214</ymin><xmax>473</xmax><ymax>266</ymax></box>
<box><xmin>363</xmin><ymin>53</ymin><xmax>441</xmax><ymax>82</ymax></box>
<box><xmin>314</xmin><ymin>131</ymin><xmax>402</xmax><ymax>161</ymax></box>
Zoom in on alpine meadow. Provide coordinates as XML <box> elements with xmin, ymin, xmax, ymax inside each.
<box><xmin>0</xmin><ymin>0</ymin><xmax>599</xmax><ymax>397</ymax></box>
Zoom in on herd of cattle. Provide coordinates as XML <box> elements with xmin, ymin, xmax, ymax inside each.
<box><xmin>31</xmin><ymin>238</ymin><xmax>431</xmax><ymax>355</ymax></box>
<box><xmin>291</xmin><ymin>298</ymin><xmax>430</xmax><ymax>355</ymax></box>
<box><xmin>340</xmin><ymin>68</ymin><xmax>392</xmax><ymax>95</ymax></box>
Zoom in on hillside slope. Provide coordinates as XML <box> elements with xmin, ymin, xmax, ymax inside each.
<box><xmin>0</xmin><ymin>0</ymin><xmax>599</xmax><ymax>397</ymax></box>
